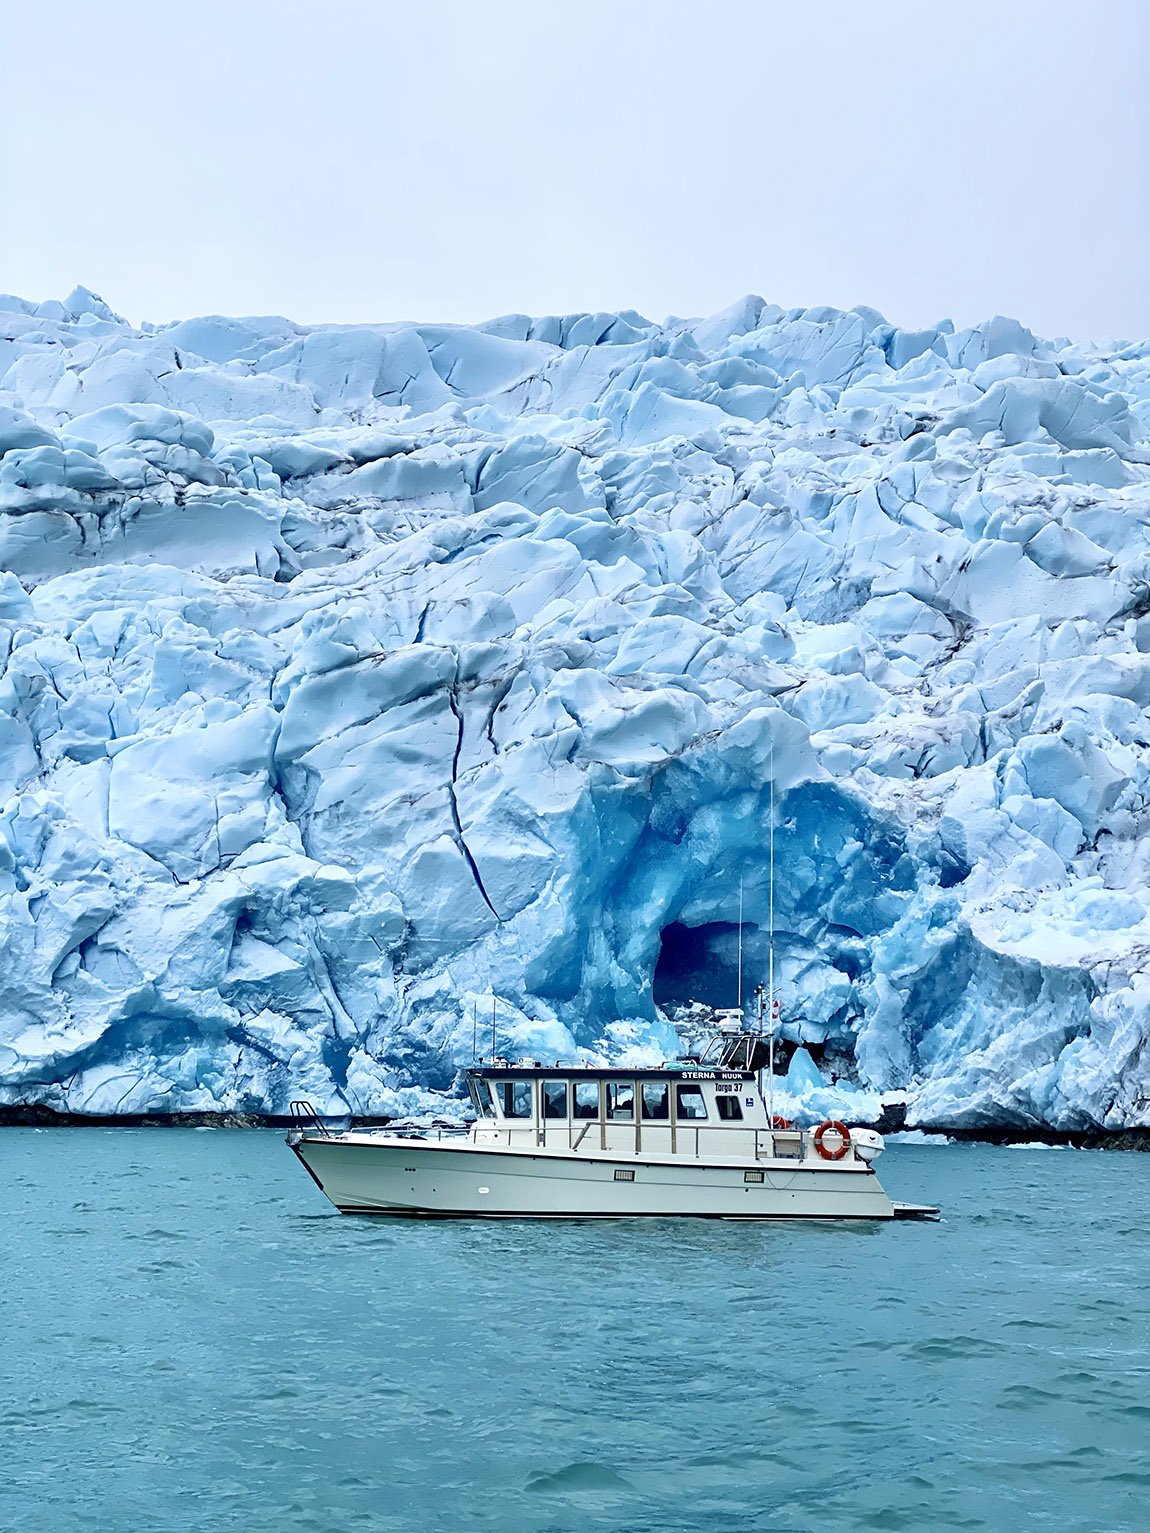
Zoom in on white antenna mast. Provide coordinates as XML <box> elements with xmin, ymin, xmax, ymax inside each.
<box><xmin>769</xmin><ymin>739</ymin><xmax>775</xmax><ymax>1015</ymax></box>
<box><xmin>737</xmin><ymin>875</ymin><xmax>743</xmax><ymax>1013</ymax></box>
<box><xmin>768</xmin><ymin>733</ymin><xmax>776</xmax><ymax>1126</ymax></box>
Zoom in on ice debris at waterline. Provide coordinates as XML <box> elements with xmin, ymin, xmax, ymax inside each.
<box><xmin>1</xmin><ymin>287</ymin><xmax>1150</xmax><ymax>1130</ymax></box>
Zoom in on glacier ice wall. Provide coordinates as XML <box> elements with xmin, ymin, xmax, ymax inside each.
<box><xmin>2</xmin><ymin>284</ymin><xmax>1150</xmax><ymax>1128</ymax></box>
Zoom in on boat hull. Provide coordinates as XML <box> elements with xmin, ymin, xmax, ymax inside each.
<box><xmin>292</xmin><ymin>1135</ymin><xmax>899</xmax><ymax>1220</ymax></box>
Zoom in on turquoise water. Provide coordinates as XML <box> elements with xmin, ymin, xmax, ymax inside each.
<box><xmin>3</xmin><ymin>1131</ymin><xmax>1148</xmax><ymax>1532</ymax></box>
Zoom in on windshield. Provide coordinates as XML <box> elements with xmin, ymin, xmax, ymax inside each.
<box><xmin>468</xmin><ymin>1078</ymin><xmax>495</xmax><ymax>1117</ymax></box>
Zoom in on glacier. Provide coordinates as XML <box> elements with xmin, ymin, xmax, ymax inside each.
<box><xmin>2</xmin><ymin>284</ymin><xmax>1150</xmax><ymax>1131</ymax></box>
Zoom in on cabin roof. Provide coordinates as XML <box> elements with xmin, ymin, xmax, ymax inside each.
<box><xmin>468</xmin><ymin>1065</ymin><xmax>754</xmax><ymax>1082</ymax></box>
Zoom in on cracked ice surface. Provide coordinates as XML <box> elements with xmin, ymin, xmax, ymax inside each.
<box><xmin>2</xmin><ymin>285</ymin><xmax>1150</xmax><ymax>1128</ymax></box>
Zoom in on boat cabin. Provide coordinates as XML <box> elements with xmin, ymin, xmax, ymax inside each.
<box><xmin>465</xmin><ymin>1059</ymin><xmax>813</xmax><ymax>1162</ymax></box>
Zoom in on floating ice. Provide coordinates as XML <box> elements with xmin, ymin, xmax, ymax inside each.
<box><xmin>1</xmin><ymin>290</ymin><xmax>1149</xmax><ymax>1129</ymax></box>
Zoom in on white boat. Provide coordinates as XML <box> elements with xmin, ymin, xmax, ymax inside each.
<box><xmin>288</xmin><ymin>1027</ymin><xmax>939</xmax><ymax>1221</ymax></box>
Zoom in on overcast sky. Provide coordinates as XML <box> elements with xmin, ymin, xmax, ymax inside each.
<box><xmin>3</xmin><ymin>0</ymin><xmax>1148</xmax><ymax>340</ymax></box>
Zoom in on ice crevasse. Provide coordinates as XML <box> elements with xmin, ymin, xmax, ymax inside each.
<box><xmin>1</xmin><ymin>285</ymin><xmax>1149</xmax><ymax>1130</ymax></box>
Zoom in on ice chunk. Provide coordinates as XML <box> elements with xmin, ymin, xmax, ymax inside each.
<box><xmin>785</xmin><ymin>1045</ymin><xmax>824</xmax><ymax>1093</ymax></box>
<box><xmin>0</xmin><ymin>406</ymin><xmax>60</xmax><ymax>455</ymax></box>
<box><xmin>941</xmin><ymin>377</ymin><xmax>1136</xmax><ymax>453</ymax></box>
<box><xmin>64</xmin><ymin>286</ymin><xmax>125</xmax><ymax>324</ymax></box>
<box><xmin>790</xmin><ymin>674</ymin><xmax>887</xmax><ymax>731</ymax></box>
<box><xmin>1024</xmin><ymin>522</ymin><xmax>1112</xmax><ymax>578</ymax></box>
<box><xmin>65</xmin><ymin>402</ymin><xmax>214</xmax><ymax>457</ymax></box>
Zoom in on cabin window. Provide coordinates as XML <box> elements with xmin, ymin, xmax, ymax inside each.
<box><xmin>715</xmin><ymin>1095</ymin><xmax>743</xmax><ymax>1121</ymax></box>
<box><xmin>469</xmin><ymin>1078</ymin><xmax>495</xmax><ymax>1117</ymax></box>
<box><xmin>675</xmin><ymin>1084</ymin><xmax>708</xmax><ymax>1120</ymax></box>
<box><xmin>542</xmin><ymin>1080</ymin><xmax>568</xmax><ymax>1119</ymax></box>
<box><xmin>641</xmin><ymin>1082</ymin><xmax>669</xmax><ymax>1120</ymax></box>
<box><xmin>573</xmin><ymin>1081</ymin><xmax>600</xmax><ymax>1118</ymax></box>
<box><xmin>605</xmin><ymin>1081</ymin><xmax>634</xmax><ymax>1120</ymax></box>
<box><xmin>499</xmin><ymin>1080</ymin><xmax>533</xmax><ymax>1119</ymax></box>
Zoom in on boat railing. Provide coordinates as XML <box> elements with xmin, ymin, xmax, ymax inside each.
<box><xmin>505</xmin><ymin>1121</ymin><xmax>815</xmax><ymax>1161</ymax></box>
<box><xmin>571</xmin><ymin>1122</ymin><xmax>594</xmax><ymax>1152</ymax></box>
<box><xmin>387</xmin><ymin>1122</ymin><xmax>468</xmax><ymax>1141</ymax></box>
<box><xmin>288</xmin><ymin>1100</ymin><xmax>333</xmax><ymax>1137</ymax></box>
<box><xmin>288</xmin><ymin>1105</ymin><xmax>471</xmax><ymax>1144</ymax></box>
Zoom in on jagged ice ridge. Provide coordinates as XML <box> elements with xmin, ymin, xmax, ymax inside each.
<box><xmin>2</xmin><ymin>285</ymin><xmax>1150</xmax><ymax>1129</ymax></box>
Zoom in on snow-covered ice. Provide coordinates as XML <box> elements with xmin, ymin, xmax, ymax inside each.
<box><xmin>2</xmin><ymin>285</ymin><xmax>1150</xmax><ymax>1129</ymax></box>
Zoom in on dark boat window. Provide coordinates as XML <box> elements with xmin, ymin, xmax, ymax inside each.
<box><xmin>641</xmin><ymin>1082</ymin><xmax>669</xmax><ymax>1120</ymax></box>
<box><xmin>469</xmin><ymin>1078</ymin><xmax>496</xmax><ymax>1118</ymax></box>
<box><xmin>500</xmin><ymin>1081</ymin><xmax>533</xmax><ymax>1119</ymax></box>
<box><xmin>542</xmin><ymin>1081</ymin><xmax>568</xmax><ymax>1119</ymax></box>
<box><xmin>605</xmin><ymin>1082</ymin><xmax>634</xmax><ymax>1120</ymax></box>
<box><xmin>715</xmin><ymin>1094</ymin><xmax>743</xmax><ymax>1121</ymax></box>
<box><xmin>676</xmin><ymin>1084</ymin><xmax>708</xmax><ymax>1120</ymax></box>
<box><xmin>573</xmin><ymin>1081</ymin><xmax>600</xmax><ymax>1118</ymax></box>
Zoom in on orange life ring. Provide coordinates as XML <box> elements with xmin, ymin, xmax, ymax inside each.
<box><xmin>771</xmin><ymin>1115</ymin><xmax>793</xmax><ymax>1130</ymax></box>
<box><xmin>814</xmin><ymin>1119</ymin><xmax>851</xmax><ymax>1160</ymax></box>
